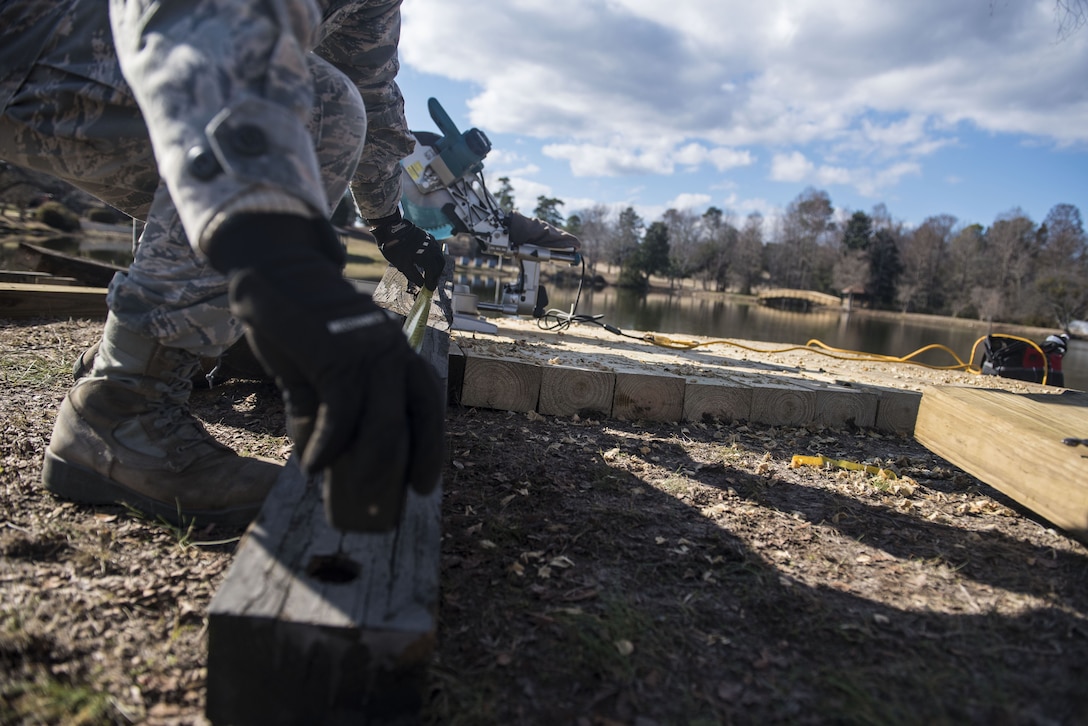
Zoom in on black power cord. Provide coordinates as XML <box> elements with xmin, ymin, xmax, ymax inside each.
<box><xmin>536</xmin><ymin>257</ymin><xmax>643</xmax><ymax>340</ymax></box>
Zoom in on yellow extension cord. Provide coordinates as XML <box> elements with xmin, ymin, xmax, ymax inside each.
<box><xmin>637</xmin><ymin>332</ymin><xmax>1054</xmax><ymax>386</ymax></box>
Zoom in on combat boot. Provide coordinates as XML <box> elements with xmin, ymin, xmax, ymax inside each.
<box><xmin>42</xmin><ymin>317</ymin><xmax>283</xmax><ymax>527</ymax></box>
<box><xmin>72</xmin><ymin>335</ymin><xmax>272</xmax><ymax>387</ymax></box>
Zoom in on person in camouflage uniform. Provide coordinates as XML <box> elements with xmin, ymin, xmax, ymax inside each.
<box><xmin>0</xmin><ymin>0</ymin><xmax>446</xmax><ymax>528</ymax></box>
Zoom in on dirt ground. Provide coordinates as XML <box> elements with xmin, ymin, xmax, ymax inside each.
<box><xmin>2</xmin><ymin>317</ymin><xmax>1087</xmax><ymax>725</ymax></box>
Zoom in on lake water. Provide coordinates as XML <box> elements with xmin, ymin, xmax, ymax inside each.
<box><xmin>464</xmin><ymin>277</ymin><xmax>1088</xmax><ymax>392</ymax></box>
<box><xmin>6</xmin><ymin>234</ymin><xmax>1083</xmax><ymax>392</ymax></box>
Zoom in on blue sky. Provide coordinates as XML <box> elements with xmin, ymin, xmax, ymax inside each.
<box><xmin>395</xmin><ymin>0</ymin><xmax>1088</xmax><ymax>231</ymax></box>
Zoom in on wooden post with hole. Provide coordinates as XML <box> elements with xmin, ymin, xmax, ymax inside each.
<box><xmin>205</xmin><ymin>264</ymin><xmax>451</xmax><ymax>725</ymax></box>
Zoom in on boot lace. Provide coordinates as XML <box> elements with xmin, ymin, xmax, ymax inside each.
<box><xmin>149</xmin><ymin>348</ymin><xmax>215</xmax><ymax>449</ymax></box>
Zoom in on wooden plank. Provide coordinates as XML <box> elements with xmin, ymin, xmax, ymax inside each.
<box><xmin>206</xmin><ymin>463</ymin><xmax>441</xmax><ymax>724</ymax></box>
<box><xmin>447</xmin><ymin>340</ymin><xmax>465</xmax><ymax>406</ymax></box>
<box><xmin>538</xmin><ymin>364</ymin><xmax>615</xmax><ymax>418</ymax></box>
<box><xmin>0</xmin><ymin>270</ymin><xmax>78</xmax><ymax>285</ymax></box>
<box><xmin>747</xmin><ymin>380</ymin><xmax>818</xmax><ymax>427</ymax></box>
<box><xmin>777</xmin><ymin>367</ymin><xmax>922</xmax><ymax>433</ymax></box>
<box><xmin>0</xmin><ymin>282</ymin><xmax>108</xmax><ymax>319</ymax></box>
<box><xmin>682</xmin><ymin>375</ymin><xmax>752</xmax><ymax>424</ymax></box>
<box><xmin>914</xmin><ymin>386</ymin><xmax>1088</xmax><ymax>543</ymax></box>
<box><xmin>794</xmin><ymin>379</ymin><xmax>878</xmax><ymax>429</ymax></box>
<box><xmin>206</xmin><ymin>264</ymin><xmax>450</xmax><ymax>725</ymax></box>
<box><xmin>613</xmin><ymin>369</ymin><xmax>685</xmax><ymax>422</ymax></box>
<box><xmin>460</xmin><ymin>352</ymin><xmax>542</xmax><ymax>412</ymax></box>
<box><xmin>874</xmin><ymin>387</ymin><xmax>922</xmax><ymax>434</ymax></box>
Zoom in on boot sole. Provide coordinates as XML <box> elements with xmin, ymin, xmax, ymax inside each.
<box><xmin>42</xmin><ymin>449</ymin><xmax>260</xmax><ymax>528</ymax></box>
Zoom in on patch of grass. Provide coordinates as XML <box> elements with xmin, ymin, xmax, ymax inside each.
<box><xmin>121</xmin><ymin>502</ymin><xmax>197</xmax><ymax>550</ymax></box>
<box><xmin>1</xmin><ymin>674</ymin><xmax>114</xmax><ymax>726</ymax></box>
<box><xmin>553</xmin><ymin>598</ymin><xmax>656</xmax><ymax>683</ymax></box>
<box><xmin>0</xmin><ymin>353</ymin><xmax>71</xmax><ymax>387</ymax></box>
<box><xmin>653</xmin><ymin>469</ymin><xmax>692</xmax><ymax>497</ymax></box>
<box><xmin>425</xmin><ymin>668</ymin><xmax>502</xmax><ymax>726</ymax></box>
<box><xmin>810</xmin><ymin>650</ymin><xmax>1011</xmax><ymax>726</ymax></box>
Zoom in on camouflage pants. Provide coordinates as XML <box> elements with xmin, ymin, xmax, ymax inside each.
<box><xmin>0</xmin><ymin>0</ymin><xmax>409</xmax><ymax>355</ymax></box>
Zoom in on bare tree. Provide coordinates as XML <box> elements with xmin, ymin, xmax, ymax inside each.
<box><xmin>896</xmin><ymin>215</ymin><xmax>956</xmax><ymax>313</ymax></box>
<box><xmin>1055</xmin><ymin>0</ymin><xmax>1087</xmax><ymax>39</ymax></box>
<box><xmin>662</xmin><ymin>208</ymin><xmax>702</xmax><ymax>288</ymax></box>
<box><xmin>570</xmin><ymin>204</ymin><xmax>612</xmax><ymax>276</ymax></box>
<box><xmin>1034</xmin><ymin>203</ymin><xmax>1088</xmax><ymax>328</ymax></box>
<box><xmin>774</xmin><ymin>188</ymin><xmax>836</xmax><ymax>290</ymax></box>
<box><xmin>945</xmin><ymin>224</ymin><xmax>986</xmax><ymax>317</ymax></box>
<box><xmin>730</xmin><ymin>212</ymin><xmax>765</xmax><ymax>295</ymax></box>
<box><xmin>983</xmin><ymin>209</ymin><xmax>1038</xmax><ymax>319</ymax></box>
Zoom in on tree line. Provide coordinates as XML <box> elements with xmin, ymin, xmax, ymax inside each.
<box><xmin>498</xmin><ymin>178</ymin><xmax>1088</xmax><ymax>332</ymax></box>
<box><xmin>5</xmin><ymin>161</ymin><xmax>1085</xmax><ymax>332</ymax></box>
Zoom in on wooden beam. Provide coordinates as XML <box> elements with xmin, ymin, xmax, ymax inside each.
<box><xmin>0</xmin><ymin>282</ymin><xmax>107</xmax><ymax>319</ymax></box>
<box><xmin>747</xmin><ymin>380</ymin><xmax>818</xmax><ymax>427</ymax></box>
<box><xmin>206</xmin><ymin>264</ymin><xmax>450</xmax><ymax>725</ymax></box>
<box><xmin>460</xmin><ymin>352</ymin><xmax>542</xmax><ymax>412</ymax></box>
<box><xmin>914</xmin><ymin>386</ymin><xmax>1088</xmax><ymax>543</ymax></box>
<box><xmin>794</xmin><ymin>379</ymin><xmax>878</xmax><ymax>429</ymax></box>
<box><xmin>682</xmin><ymin>375</ymin><xmax>753</xmax><ymax>424</ymax></box>
<box><xmin>537</xmin><ymin>364</ymin><xmax>615</xmax><ymax>418</ymax></box>
<box><xmin>0</xmin><ymin>270</ymin><xmax>78</xmax><ymax>285</ymax></box>
<box><xmin>874</xmin><ymin>387</ymin><xmax>922</xmax><ymax>434</ymax></box>
<box><xmin>613</xmin><ymin>369</ymin><xmax>685</xmax><ymax>422</ymax></box>
<box><xmin>205</xmin><ymin>464</ymin><xmax>441</xmax><ymax>724</ymax></box>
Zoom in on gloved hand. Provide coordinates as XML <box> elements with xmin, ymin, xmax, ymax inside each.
<box><xmin>370</xmin><ymin>209</ymin><xmax>445</xmax><ymax>291</ymax></box>
<box><xmin>201</xmin><ymin>213</ymin><xmax>444</xmax><ymax>531</ymax></box>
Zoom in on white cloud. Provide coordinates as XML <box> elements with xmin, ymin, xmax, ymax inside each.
<box><xmin>401</xmin><ymin>0</ymin><xmax>1088</xmax><ymax>207</ymax></box>
<box><xmin>665</xmin><ymin>193</ymin><xmax>712</xmax><ymax>211</ymax></box>
<box><xmin>768</xmin><ymin>151</ymin><xmax>921</xmax><ymax>198</ymax></box>
<box><xmin>540</xmin><ymin>140</ymin><xmax>753</xmax><ymax>178</ymax></box>
<box><xmin>497</xmin><ymin>176</ymin><xmax>553</xmax><ymax>209</ymax></box>
<box><xmin>542</xmin><ymin>143</ymin><xmax>660</xmax><ymax>177</ymax></box>
<box><xmin>708</xmin><ymin>148</ymin><xmax>755</xmax><ymax>172</ymax></box>
<box><xmin>770</xmin><ymin>152</ymin><xmax>814</xmax><ymax>182</ymax></box>
<box><xmin>816</xmin><ymin>166</ymin><xmax>853</xmax><ymax>187</ymax></box>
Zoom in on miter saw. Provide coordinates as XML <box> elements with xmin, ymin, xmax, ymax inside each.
<box><xmin>399</xmin><ymin>98</ymin><xmax>581</xmax><ymax>321</ymax></box>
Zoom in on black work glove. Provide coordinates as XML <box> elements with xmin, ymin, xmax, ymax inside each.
<box><xmin>202</xmin><ymin>213</ymin><xmax>444</xmax><ymax>531</ymax></box>
<box><xmin>370</xmin><ymin>209</ymin><xmax>445</xmax><ymax>291</ymax></box>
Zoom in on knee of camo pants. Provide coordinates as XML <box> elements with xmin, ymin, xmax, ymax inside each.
<box><xmin>109</xmin><ymin>0</ymin><xmax>358</xmax><ymax>251</ymax></box>
<box><xmin>309</xmin><ymin>53</ymin><xmax>367</xmax><ymax>213</ymax></box>
<box><xmin>102</xmin><ymin>52</ymin><xmax>366</xmax><ymax>357</ymax></box>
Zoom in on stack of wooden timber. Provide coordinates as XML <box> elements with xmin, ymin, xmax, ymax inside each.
<box><xmin>450</xmin><ymin>317</ymin><xmax>1088</xmax><ymax>544</ymax></box>
<box><xmin>446</xmin><ymin>316</ymin><xmax>1075</xmax><ymax>434</ymax></box>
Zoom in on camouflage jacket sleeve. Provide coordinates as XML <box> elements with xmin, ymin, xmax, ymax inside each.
<box><xmin>317</xmin><ymin>0</ymin><xmax>413</xmax><ymax>220</ymax></box>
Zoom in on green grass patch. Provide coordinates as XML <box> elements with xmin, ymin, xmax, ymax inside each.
<box><xmin>0</xmin><ymin>672</ymin><xmax>113</xmax><ymax>725</ymax></box>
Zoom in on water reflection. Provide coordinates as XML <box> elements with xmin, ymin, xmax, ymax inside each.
<box><xmin>460</xmin><ymin>275</ymin><xmax>1087</xmax><ymax>392</ymax></box>
<box><xmin>1</xmin><ymin>234</ymin><xmax>134</xmax><ymax>269</ymax></box>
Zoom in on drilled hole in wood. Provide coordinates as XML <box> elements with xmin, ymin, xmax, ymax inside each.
<box><xmin>306</xmin><ymin>554</ymin><xmax>360</xmax><ymax>584</ymax></box>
